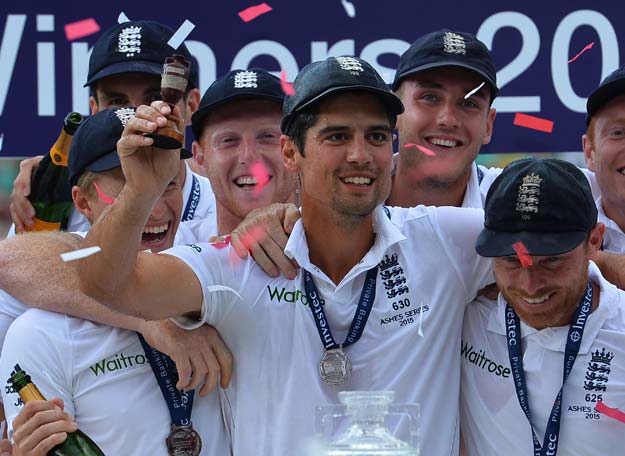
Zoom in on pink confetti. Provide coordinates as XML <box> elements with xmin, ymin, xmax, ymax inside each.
<box><xmin>280</xmin><ymin>70</ymin><xmax>295</xmax><ymax>96</ymax></box>
<box><xmin>64</xmin><ymin>18</ymin><xmax>100</xmax><ymax>41</ymax></box>
<box><xmin>513</xmin><ymin>113</ymin><xmax>554</xmax><ymax>134</ymax></box>
<box><xmin>94</xmin><ymin>182</ymin><xmax>115</xmax><ymax>205</ymax></box>
<box><xmin>596</xmin><ymin>401</ymin><xmax>625</xmax><ymax>424</ymax></box>
<box><xmin>250</xmin><ymin>161</ymin><xmax>270</xmax><ymax>196</ymax></box>
<box><xmin>404</xmin><ymin>143</ymin><xmax>436</xmax><ymax>157</ymax></box>
<box><xmin>211</xmin><ymin>235</ymin><xmax>231</xmax><ymax>249</ymax></box>
<box><xmin>568</xmin><ymin>41</ymin><xmax>595</xmax><ymax>64</ymax></box>
<box><xmin>512</xmin><ymin>241</ymin><xmax>533</xmax><ymax>267</ymax></box>
<box><xmin>238</xmin><ymin>3</ymin><xmax>273</xmax><ymax>22</ymax></box>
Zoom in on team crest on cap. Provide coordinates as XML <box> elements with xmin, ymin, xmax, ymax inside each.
<box><xmin>443</xmin><ymin>32</ymin><xmax>466</xmax><ymax>55</ymax></box>
<box><xmin>234</xmin><ymin>71</ymin><xmax>258</xmax><ymax>88</ymax></box>
<box><xmin>115</xmin><ymin>107</ymin><xmax>135</xmax><ymax>127</ymax></box>
<box><xmin>515</xmin><ymin>173</ymin><xmax>542</xmax><ymax>218</ymax></box>
<box><xmin>335</xmin><ymin>57</ymin><xmax>364</xmax><ymax>75</ymax></box>
<box><xmin>118</xmin><ymin>26</ymin><xmax>142</xmax><ymax>57</ymax></box>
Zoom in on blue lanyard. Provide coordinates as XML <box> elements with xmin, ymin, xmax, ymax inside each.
<box><xmin>506</xmin><ymin>282</ymin><xmax>593</xmax><ymax>456</ymax></box>
<box><xmin>303</xmin><ymin>267</ymin><xmax>378</xmax><ymax>350</ymax></box>
<box><xmin>182</xmin><ymin>175</ymin><xmax>201</xmax><ymax>222</ymax></box>
<box><xmin>137</xmin><ymin>334</ymin><xmax>195</xmax><ymax>427</ymax></box>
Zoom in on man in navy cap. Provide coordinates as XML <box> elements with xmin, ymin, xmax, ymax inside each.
<box><xmin>9</xmin><ymin>20</ymin><xmax>215</xmax><ymax>235</ymax></box>
<box><xmin>78</xmin><ymin>56</ymin><xmax>493</xmax><ymax>456</ymax></box>
<box><xmin>461</xmin><ymin>158</ymin><xmax>625</xmax><ymax>455</ymax></box>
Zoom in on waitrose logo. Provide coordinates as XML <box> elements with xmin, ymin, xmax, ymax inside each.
<box><xmin>89</xmin><ymin>352</ymin><xmax>147</xmax><ymax>376</ymax></box>
<box><xmin>266</xmin><ymin>286</ymin><xmax>325</xmax><ymax>306</ymax></box>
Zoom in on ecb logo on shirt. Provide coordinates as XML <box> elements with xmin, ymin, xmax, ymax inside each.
<box><xmin>583</xmin><ymin>348</ymin><xmax>614</xmax><ymax>392</ymax></box>
<box><xmin>379</xmin><ymin>253</ymin><xmax>409</xmax><ymax>299</ymax></box>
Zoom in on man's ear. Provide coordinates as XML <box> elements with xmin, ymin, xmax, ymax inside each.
<box><xmin>281</xmin><ymin>135</ymin><xmax>300</xmax><ymax>172</ymax></box>
<box><xmin>72</xmin><ymin>186</ymin><xmax>95</xmax><ymax>222</ymax></box>
<box><xmin>192</xmin><ymin>140</ymin><xmax>205</xmax><ymax>167</ymax></box>
<box><xmin>582</xmin><ymin>134</ymin><xmax>596</xmax><ymax>171</ymax></box>
<box><xmin>589</xmin><ymin>222</ymin><xmax>606</xmax><ymax>254</ymax></box>
<box><xmin>184</xmin><ymin>88</ymin><xmax>201</xmax><ymax>125</ymax></box>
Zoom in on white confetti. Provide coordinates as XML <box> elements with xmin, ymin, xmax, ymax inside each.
<box><xmin>0</xmin><ymin>133</ymin><xmax>3</xmax><ymax>152</ymax></box>
<box><xmin>340</xmin><ymin>0</ymin><xmax>356</xmax><ymax>18</ymax></box>
<box><xmin>117</xmin><ymin>12</ymin><xmax>130</xmax><ymax>23</ymax></box>
<box><xmin>167</xmin><ymin>19</ymin><xmax>195</xmax><ymax>50</ymax></box>
<box><xmin>464</xmin><ymin>81</ymin><xmax>485</xmax><ymax>99</ymax></box>
<box><xmin>60</xmin><ymin>246</ymin><xmax>101</xmax><ymax>262</ymax></box>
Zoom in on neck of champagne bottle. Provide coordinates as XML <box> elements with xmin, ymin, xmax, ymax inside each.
<box><xmin>11</xmin><ymin>370</ymin><xmax>47</xmax><ymax>402</ymax></box>
<box><xmin>50</xmin><ymin>112</ymin><xmax>83</xmax><ymax>166</ymax></box>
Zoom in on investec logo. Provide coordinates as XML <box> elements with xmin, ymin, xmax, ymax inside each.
<box><xmin>89</xmin><ymin>352</ymin><xmax>147</xmax><ymax>376</ymax></box>
<box><xmin>266</xmin><ymin>285</ymin><xmax>324</xmax><ymax>306</ymax></box>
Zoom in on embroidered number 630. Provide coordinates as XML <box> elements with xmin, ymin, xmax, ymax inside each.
<box><xmin>392</xmin><ymin>298</ymin><xmax>411</xmax><ymax>311</ymax></box>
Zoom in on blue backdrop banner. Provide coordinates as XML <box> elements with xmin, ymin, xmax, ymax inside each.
<box><xmin>0</xmin><ymin>1</ymin><xmax>622</xmax><ymax>157</ymax></box>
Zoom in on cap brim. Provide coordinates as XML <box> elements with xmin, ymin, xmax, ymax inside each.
<box><xmin>191</xmin><ymin>92</ymin><xmax>284</xmax><ymax>139</ymax></box>
<box><xmin>475</xmin><ymin>229</ymin><xmax>588</xmax><ymax>258</ymax></box>
<box><xmin>586</xmin><ymin>78</ymin><xmax>625</xmax><ymax>125</ymax></box>
<box><xmin>393</xmin><ymin>61</ymin><xmax>498</xmax><ymax>96</ymax></box>
<box><xmin>281</xmin><ymin>85</ymin><xmax>404</xmax><ymax>132</ymax></box>
<box><xmin>84</xmin><ymin>60</ymin><xmax>163</xmax><ymax>87</ymax></box>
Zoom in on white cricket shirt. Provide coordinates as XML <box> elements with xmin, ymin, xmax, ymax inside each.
<box><xmin>460</xmin><ymin>262</ymin><xmax>625</xmax><ymax>455</ymax></box>
<box><xmin>165</xmin><ymin>204</ymin><xmax>492</xmax><ymax>456</ymax></box>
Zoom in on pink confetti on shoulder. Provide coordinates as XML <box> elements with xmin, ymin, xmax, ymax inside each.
<box><xmin>568</xmin><ymin>42</ymin><xmax>595</xmax><ymax>64</ymax></box>
<box><xmin>64</xmin><ymin>18</ymin><xmax>100</xmax><ymax>41</ymax></box>
<box><xmin>94</xmin><ymin>181</ymin><xmax>115</xmax><ymax>205</ymax></box>
<box><xmin>238</xmin><ymin>3</ymin><xmax>273</xmax><ymax>22</ymax></box>
<box><xmin>512</xmin><ymin>241</ymin><xmax>533</xmax><ymax>267</ymax></box>
<box><xmin>513</xmin><ymin>113</ymin><xmax>554</xmax><ymax>134</ymax></box>
<box><xmin>404</xmin><ymin>143</ymin><xmax>436</xmax><ymax>157</ymax></box>
<box><xmin>280</xmin><ymin>70</ymin><xmax>295</xmax><ymax>96</ymax></box>
<box><xmin>596</xmin><ymin>401</ymin><xmax>625</xmax><ymax>424</ymax></box>
<box><xmin>250</xmin><ymin>161</ymin><xmax>271</xmax><ymax>196</ymax></box>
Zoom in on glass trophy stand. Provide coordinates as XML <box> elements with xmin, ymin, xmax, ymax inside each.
<box><xmin>314</xmin><ymin>391</ymin><xmax>420</xmax><ymax>456</ymax></box>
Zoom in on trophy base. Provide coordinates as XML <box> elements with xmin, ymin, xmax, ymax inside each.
<box><xmin>144</xmin><ymin>115</ymin><xmax>184</xmax><ymax>149</ymax></box>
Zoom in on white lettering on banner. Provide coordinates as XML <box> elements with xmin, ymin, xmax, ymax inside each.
<box><xmin>0</xmin><ymin>15</ymin><xmax>26</xmax><ymax>116</ymax></box>
<box><xmin>0</xmin><ymin>9</ymin><xmax>622</xmax><ymax>133</ymax></box>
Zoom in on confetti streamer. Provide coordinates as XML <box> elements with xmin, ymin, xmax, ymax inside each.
<box><xmin>167</xmin><ymin>19</ymin><xmax>195</xmax><ymax>50</ymax></box>
<box><xmin>118</xmin><ymin>12</ymin><xmax>130</xmax><ymax>23</ymax></box>
<box><xmin>464</xmin><ymin>81</ymin><xmax>485</xmax><ymax>99</ymax></box>
<box><xmin>210</xmin><ymin>235</ymin><xmax>231</xmax><ymax>249</ymax></box>
<box><xmin>596</xmin><ymin>401</ymin><xmax>625</xmax><ymax>424</ymax></box>
<box><xmin>94</xmin><ymin>181</ymin><xmax>115</xmax><ymax>205</ymax></box>
<box><xmin>513</xmin><ymin>113</ymin><xmax>554</xmax><ymax>134</ymax></box>
<box><xmin>404</xmin><ymin>143</ymin><xmax>436</xmax><ymax>157</ymax></box>
<box><xmin>280</xmin><ymin>70</ymin><xmax>295</xmax><ymax>96</ymax></box>
<box><xmin>568</xmin><ymin>41</ymin><xmax>595</xmax><ymax>64</ymax></box>
<box><xmin>512</xmin><ymin>241</ymin><xmax>532</xmax><ymax>267</ymax></box>
<box><xmin>60</xmin><ymin>246</ymin><xmax>102</xmax><ymax>262</ymax></box>
<box><xmin>238</xmin><ymin>3</ymin><xmax>273</xmax><ymax>22</ymax></box>
<box><xmin>64</xmin><ymin>18</ymin><xmax>100</xmax><ymax>41</ymax></box>
<box><xmin>250</xmin><ymin>161</ymin><xmax>271</xmax><ymax>196</ymax></box>
<box><xmin>340</xmin><ymin>0</ymin><xmax>356</xmax><ymax>18</ymax></box>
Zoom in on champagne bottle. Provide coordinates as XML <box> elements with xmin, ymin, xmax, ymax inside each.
<box><xmin>24</xmin><ymin>112</ymin><xmax>84</xmax><ymax>232</ymax></box>
<box><xmin>10</xmin><ymin>365</ymin><xmax>106</xmax><ymax>455</ymax></box>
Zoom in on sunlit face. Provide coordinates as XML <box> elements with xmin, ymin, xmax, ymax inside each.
<box><xmin>78</xmin><ymin>167</ymin><xmax>182</xmax><ymax>253</ymax></box>
<box><xmin>493</xmin><ymin>225</ymin><xmax>602</xmax><ymax>330</ymax></box>
<box><xmin>395</xmin><ymin>67</ymin><xmax>495</xmax><ymax>187</ymax></box>
<box><xmin>288</xmin><ymin>92</ymin><xmax>394</xmax><ymax>220</ymax></box>
<box><xmin>584</xmin><ymin>95</ymin><xmax>625</xmax><ymax>217</ymax></box>
<box><xmin>197</xmin><ymin>99</ymin><xmax>296</xmax><ymax>221</ymax></box>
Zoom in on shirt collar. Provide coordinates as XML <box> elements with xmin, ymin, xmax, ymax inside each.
<box><xmin>284</xmin><ymin>206</ymin><xmax>406</xmax><ymax>286</ymax></box>
<box><xmin>487</xmin><ymin>261</ymin><xmax>617</xmax><ymax>354</ymax></box>
<box><xmin>461</xmin><ymin>163</ymin><xmax>482</xmax><ymax>209</ymax></box>
<box><xmin>596</xmin><ymin>196</ymin><xmax>625</xmax><ymax>253</ymax></box>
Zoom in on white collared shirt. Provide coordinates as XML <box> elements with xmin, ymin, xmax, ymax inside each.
<box><xmin>165</xmin><ymin>204</ymin><xmax>491</xmax><ymax>456</ymax></box>
<box><xmin>460</xmin><ymin>262</ymin><xmax>625</xmax><ymax>455</ymax></box>
<box><xmin>595</xmin><ymin>196</ymin><xmax>625</xmax><ymax>254</ymax></box>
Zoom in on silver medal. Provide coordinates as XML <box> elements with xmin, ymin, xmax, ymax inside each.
<box><xmin>319</xmin><ymin>347</ymin><xmax>352</xmax><ymax>385</ymax></box>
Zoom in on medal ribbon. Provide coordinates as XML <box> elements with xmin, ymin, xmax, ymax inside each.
<box><xmin>137</xmin><ymin>334</ymin><xmax>195</xmax><ymax>427</ymax></box>
<box><xmin>304</xmin><ymin>266</ymin><xmax>378</xmax><ymax>350</ymax></box>
<box><xmin>506</xmin><ymin>282</ymin><xmax>593</xmax><ymax>456</ymax></box>
<box><xmin>182</xmin><ymin>175</ymin><xmax>201</xmax><ymax>222</ymax></box>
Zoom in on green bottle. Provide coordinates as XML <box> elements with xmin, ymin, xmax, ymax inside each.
<box><xmin>24</xmin><ymin>112</ymin><xmax>83</xmax><ymax>232</ymax></box>
<box><xmin>10</xmin><ymin>365</ymin><xmax>106</xmax><ymax>455</ymax></box>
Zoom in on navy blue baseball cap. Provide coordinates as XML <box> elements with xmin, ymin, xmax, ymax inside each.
<box><xmin>475</xmin><ymin>158</ymin><xmax>597</xmax><ymax>257</ymax></box>
<box><xmin>393</xmin><ymin>29</ymin><xmax>498</xmax><ymax>100</ymax></box>
<box><xmin>586</xmin><ymin>65</ymin><xmax>625</xmax><ymax>125</ymax></box>
<box><xmin>84</xmin><ymin>20</ymin><xmax>197</xmax><ymax>89</ymax></box>
<box><xmin>281</xmin><ymin>56</ymin><xmax>404</xmax><ymax>133</ymax></box>
<box><xmin>191</xmin><ymin>68</ymin><xmax>284</xmax><ymax>139</ymax></box>
<box><xmin>69</xmin><ymin>107</ymin><xmax>191</xmax><ymax>186</ymax></box>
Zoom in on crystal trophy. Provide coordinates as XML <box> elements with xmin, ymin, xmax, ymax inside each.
<box><xmin>314</xmin><ymin>391</ymin><xmax>419</xmax><ymax>456</ymax></box>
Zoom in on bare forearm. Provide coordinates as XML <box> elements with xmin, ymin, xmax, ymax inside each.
<box><xmin>0</xmin><ymin>231</ymin><xmax>145</xmax><ymax>330</ymax></box>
